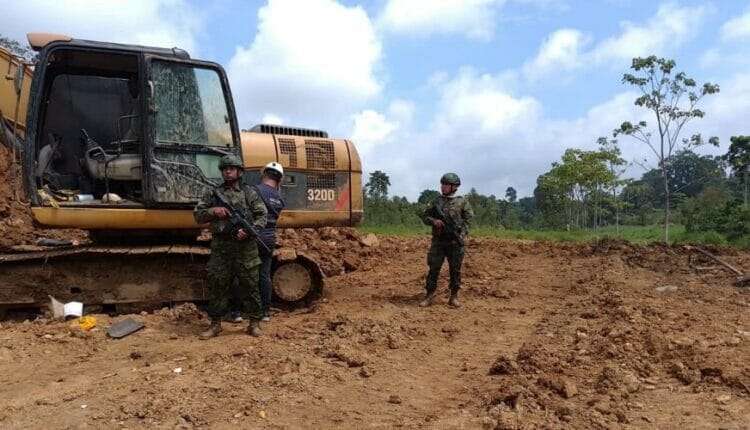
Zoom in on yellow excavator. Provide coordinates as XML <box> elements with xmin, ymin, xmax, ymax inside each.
<box><xmin>0</xmin><ymin>33</ymin><xmax>363</xmax><ymax>312</ymax></box>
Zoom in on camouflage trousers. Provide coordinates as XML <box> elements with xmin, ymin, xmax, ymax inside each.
<box><xmin>206</xmin><ymin>238</ymin><xmax>262</xmax><ymax>321</ymax></box>
<box><xmin>425</xmin><ymin>239</ymin><xmax>465</xmax><ymax>294</ymax></box>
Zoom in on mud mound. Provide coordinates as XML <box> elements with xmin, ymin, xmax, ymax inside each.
<box><xmin>479</xmin><ymin>247</ymin><xmax>750</xmax><ymax>429</ymax></box>
<box><xmin>0</xmin><ymin>144</ymin><xmax>87</xmax><ymax>248</ymax></box>
<box><xmin>276</xmin><ymin>227</ymin><xmax>388</xmax><ymax>276</ymax></box>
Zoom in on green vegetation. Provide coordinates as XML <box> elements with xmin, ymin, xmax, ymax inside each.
<box><xmin>360</xmin><ymin>223</ymin><xmax>691</xmax><ymax>244</ymax></box>
<box><xmin>360</xmin><ymin>56</ymin><xmax>749</xmax><ymax>249</ymax></box>
<box><xmin>473</xmin><ymin>224</ymin><xmax>682</xmax><ymax>243</ymax></box>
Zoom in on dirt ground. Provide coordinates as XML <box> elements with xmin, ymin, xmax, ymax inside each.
<box><xmin>3</xmin><ymin>143</ymin><xmax>750</xmax><ymax>429</ymax></box>
<box><xmin>2</xmin><ymin>233</ymin><xmax>750</xmax><ymax>429</ymax></box>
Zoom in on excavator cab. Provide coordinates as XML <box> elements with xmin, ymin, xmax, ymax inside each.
<box><xmin>23</xmin><ymin>35</ymin><xmax>240</xmax><ymax>211</ymax></box>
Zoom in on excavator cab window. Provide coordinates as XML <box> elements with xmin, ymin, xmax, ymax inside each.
<box><xmin>151</xmin><ymin>62</ymin><xmax>233</xmax><ymax>148</ymax></box>
<box><xmin>144</xmin><ymin>57</ymin><xmax>240</xmax><ymax>205</ymax></box>
<box><xmin>33</xmin><ymin>49</ymin><xmax>144</xmax><ymax>203</ymax></box>
<box><xmin>29</xmin><ymin>45</ymin><xmax>240</xmax><ymax>208</ymax></box>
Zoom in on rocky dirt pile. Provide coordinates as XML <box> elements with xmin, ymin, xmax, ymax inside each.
<box><xmin>276</xmin><ymin>227</ymin><xmax>395</xmax><ymax>277</ymax></box>
<box><xmin>478</xmin><ymin>244</ymin><xmax>750</xmax><ymax>429</ymax></box>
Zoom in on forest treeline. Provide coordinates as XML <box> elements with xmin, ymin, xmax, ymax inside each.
<box><xmin>363</xmin><ymin>57</ymin><xmax>750</xmax><ymax>246</ymax></box>
<box><xmin>363</xmin><ymin>138</ymin><xmax>750</xmax><ymax>248</ymax></box>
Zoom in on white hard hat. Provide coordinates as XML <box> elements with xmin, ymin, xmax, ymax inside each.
<box><xmin>262</xmin><ymin>161</ymin><xmax>284</xmax><ymax>177</ymax></box>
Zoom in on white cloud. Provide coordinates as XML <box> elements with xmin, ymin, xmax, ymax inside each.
<box><xmin>360</xmin><ymin>68</ymin><xmax>551</xmax><ymax>198</ymax></box>
<box><xmin>351</xmin><ymin>110</ymin><xmax>399</xmax><ymax>157</ymax></box>
<box><xmin>227</xmin><ymin>0</ymin><xmax>382</xmax><ymax>131</ymax></box>
<box><xmin>699</xmin><ymin>8</ymin><xmax>750</xmax><ymax>70</ymax></box>
<box><xmin>377</xmin><ymin>0</ymin><xmax>504</xmax><ymax>41</ymax></box>
<box><xmin>523</xmin><ymin>2</ymin><xmax>708</xmax><ymax>80</ymax></box>
<box><xmin>350</xmin><ymin>100</ymin><xmax>415</xmax><ymax>158</ymax></box>
<box><xmin>387</xmin><ymin>100</ymin><xmax>416</xmax><ymax>124</ymax></box>
<box><xmin>3</xmin><ymin>0</ymin><xmax>202</xmax><ymax>55</ymax></box>
<box><xmin>590</xmin><ymin>2</ymin><xmax>707</xmax><ymax>64</ymax></box>
<box><xmin>431</xmin><ymin>68</ymin><xmax>541</xmax><ymax>139</ymax></box>
<box><xmin>721</xmin><ymin>7</ymin><xmax>750</xmax><ymax>40</ymax></box>
<box><xmin>260</xmin><ymin>114</ymin><xmax>284</xmax><ymax>126</ymax></box>
<box><xmin>697</xmin><ymin>72</ymin><xmax>750</xmax><ymax>143</ymax></box>
<box><xmin>360</xmin><ymin>68</ymin><xmax>660</xmax><ymax>199</ymax></box>
<box><xmin>522</xmin><ymin>28</ymin><xmax>588</xmax><ymax>80</ymax></box>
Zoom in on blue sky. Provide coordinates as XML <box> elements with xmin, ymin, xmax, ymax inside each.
<box><xmin>6</xmin><ymin>0</ymin><xmax>750</xmax><ymax>199</ymax></box>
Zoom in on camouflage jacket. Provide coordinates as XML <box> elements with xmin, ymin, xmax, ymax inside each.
<box><xmin>193</xmin><ymin>182</ymin><xmax>267</xmax><ymax>240</ymax></box>
<box><xmin>421</xmin><ymin>195</ymin><xmax>474</xmax><ymax>241</ymax></box>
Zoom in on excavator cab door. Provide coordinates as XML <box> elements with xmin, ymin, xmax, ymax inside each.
<box><xmin>142</xmin><ymin>56</ymin><xmax>241</xmax><ymax>206</ymax></box>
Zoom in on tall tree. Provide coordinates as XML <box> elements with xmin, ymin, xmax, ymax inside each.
<box><xmin>365</xmin><ymin>170</ymin><xmax>391</xmax><ymax>200</ymax></box>
<box><xmin>535</xmin><ymin>171</ymin><xmax>569</xmax><ymax>228</ymax></box>
<box><xmin>505</xmin><ymin>187</ymin><xmax>517</xmax><ymax>203</ymax></box>
<box><xmin>596</xmin><ymin>137</ymin><xmax>628</xmax><ymax>232</ymax></box>
<box><xmin>725</xmin><ymin>136</ymin><xmax>750</xmax><ymax>207</ymax></box>
<box><xmin>615</xmin><ymin>56</ymin><xmax>719</xmax><ymax>242</ymax></box>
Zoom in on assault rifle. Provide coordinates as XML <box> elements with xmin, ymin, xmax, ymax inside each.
<box><xmin>213</xmin><ymin>188</ymin><xmax>271</xmax><ymax>253</ymax></box>
<box><xmin>433</xmin><ymin>203</ymin><xmax>465</xmax><ymax>247</ymax></box>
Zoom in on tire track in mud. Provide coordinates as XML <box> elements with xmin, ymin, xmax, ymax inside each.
<box><xmin>304</xmin><ymin>247</ymin><xmax>569</xmax><ymax>429</ymax></box>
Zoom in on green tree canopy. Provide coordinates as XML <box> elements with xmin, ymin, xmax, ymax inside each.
<box><xmin>417</xmin><ymin>189</ymin><xmax>440</xmax><ymax>204</ymax></box>
<box><xmin>725</xmin><ymin>136</ymin><xmax>750</xmax><ymax>176</ymax></box>
<box><xmin>725</xmin><ymin>135</ymin><xmax>750</xmax><ymax>207</ymax></box>
<box><xmin>505</xmin><ymin>187</ymin><xmax>517</xmax><ymax>203</ymax></box>
<box><xmin>365</xmin><ymin>170</ymin><xmax>391</xmax><ymax>200</ymax></box>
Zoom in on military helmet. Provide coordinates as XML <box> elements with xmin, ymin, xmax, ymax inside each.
<box><xmin>219</xmin><ymin>154</ymin><xmax>244</xmax><ymax>170</ymax></box>
<box><xmin>440</xmin><ymin>172</ymin><xmax>461</xmax><ymax>186</ymax></box>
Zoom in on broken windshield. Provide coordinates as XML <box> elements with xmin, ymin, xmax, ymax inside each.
<box><xmin>152</xmin><ymin>61</ymin><xmax>234</xmax><ymax>147</ymax></box>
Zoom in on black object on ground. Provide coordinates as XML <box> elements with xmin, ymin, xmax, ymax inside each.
<box><xmin>107</xmin><ymin>317</ymin><xmax>145</xmax><ymax>339</ymax></box>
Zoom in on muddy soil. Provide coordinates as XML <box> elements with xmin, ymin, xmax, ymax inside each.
<box><xmin>0</xmin><ymin>143</ymin><xmax>87</xmax><ymax>248</ymax></box>
<box><xmin>1</xmin><ymin>235</ymin><xmax>749</xmax><ymax>429</ymax></box>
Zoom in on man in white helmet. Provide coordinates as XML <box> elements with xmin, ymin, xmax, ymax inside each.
<box><xmin>252</xmin><ymin>161</ymin><xmax>286</xmax><ymax>321</ymax></box>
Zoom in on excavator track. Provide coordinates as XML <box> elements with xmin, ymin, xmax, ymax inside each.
<box><xmin>0</xmin><ymin>244</ymin><xmax>325</xmax><ymax>315</ymax></box>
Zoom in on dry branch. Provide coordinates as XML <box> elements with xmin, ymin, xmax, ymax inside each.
<box><xmin>686</xmin><ymin>246</ymin><xmax>744</xmax><ymax>276</ymax></box>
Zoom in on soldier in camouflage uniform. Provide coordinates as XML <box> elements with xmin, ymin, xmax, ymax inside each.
<box><xmin>193</xmin><ymin>155</ymin><xmax>268</xmax><ymax>339</ymax></box>
<box><xmin>420</xmin><ymin>173</ymin><xmax>474</xmax><ymax>308</ymax></box>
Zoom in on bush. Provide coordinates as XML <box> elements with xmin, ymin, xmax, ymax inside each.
<box><xmin>673</xmin><ymin>230</ymin><xmax>727</xmax><ymax>246</ymax></box>
<box><xmin>716</xmin><ymin>202</ymin><xmax>750</xmax><ymax>242</ymax></box>
<box><xmin>681</xmin><ymin>187</ymin><xmax>730</xmax><ymax>232</ymax></box>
